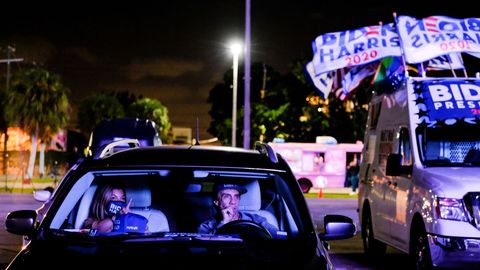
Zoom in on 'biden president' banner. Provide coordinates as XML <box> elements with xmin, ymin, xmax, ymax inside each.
<box><xmin>419</xmin><ymin>79</ymin><xmax>480</xmax><ymax>121</ymax></box>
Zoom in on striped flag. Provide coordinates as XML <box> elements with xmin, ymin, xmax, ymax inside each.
<box><xmin>341</xmin><ymin>62</ymin><xmax>378</xmax><ymax>98</ymax></box>
<box><xmin>305</xmin><ymin>61</ymin><xmax>336</xmax><ymax>98</ymax></box>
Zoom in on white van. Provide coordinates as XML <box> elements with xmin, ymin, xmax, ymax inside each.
<box><xmin>358</xmin><ymin>76</ymin><xmax>480</xmax><ymax>269</ymax></box>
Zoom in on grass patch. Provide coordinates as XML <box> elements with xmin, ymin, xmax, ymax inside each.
<box><xmin>304</xmin><ymin>192</ymin><xmax>357</xmax><ymax>199</ymax></box>
<box><xmin>0</xmin><ymin>177</ymin><xmax>57</xmax><ymax>194</ymax></box>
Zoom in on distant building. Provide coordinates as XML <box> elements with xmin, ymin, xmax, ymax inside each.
<box><xmin>171</xmin><ymin>127</ymin><xmax>192</xmax><ymax>145</ymax></box>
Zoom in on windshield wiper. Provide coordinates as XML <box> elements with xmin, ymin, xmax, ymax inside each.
<box><xmin>424</xmin><ymin>158</ymin><xmax>451</xmax><ymax>166</ymax></box>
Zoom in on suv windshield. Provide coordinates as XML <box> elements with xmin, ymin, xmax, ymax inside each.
<box><xmin>417</xmin><ymin>122</ymin><xmax>480</xmax><ymax>167</ymax></box>
<box><xmin>48</xmin><ymin>168</ymin><xmax>301</xmax><ymax>241</ymax></box>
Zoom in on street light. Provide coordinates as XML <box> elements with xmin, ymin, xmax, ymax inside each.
<box><xmin>230</xmin><ymin>42</ymin><xmax>242</xmax><ymax>147</ymax></box>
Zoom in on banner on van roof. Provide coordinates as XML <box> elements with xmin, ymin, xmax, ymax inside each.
<box><xmin>397</xmin><ymin>16</ymin><xmax>480</xmax><ymax>64</ymax></box>
<box><xmin>415</xmin><ymin>79</ymin><xmax>480</xmax><ymax>121</ymax></box>
<box><xmin>311</xmin><ymin>23</ymin><xmax>401</xmax><ymax>75</ymax></box>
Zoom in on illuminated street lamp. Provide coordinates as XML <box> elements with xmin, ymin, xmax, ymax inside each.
<box><xmin>230</xmin><ymin>42</ymin><xmax>242</xmax><ymax>147</ymax></box>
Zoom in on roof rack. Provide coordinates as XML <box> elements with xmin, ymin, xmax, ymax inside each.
<box><xmin>254</xmin><ymin>141</ymin><xmax>278</xmax><ymax>163</ymax></box>
<box><xmin>93</xmin><ymin>139</ymin><xmax>140</xmax><ymax>159</ymax></box>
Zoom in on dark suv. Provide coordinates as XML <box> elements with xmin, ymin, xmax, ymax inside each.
<box><xmin>84</xmin><ymin>117</ymin><xmax>162</xmax><ymax>157</ymax></box>
<box><xmin>6</xmin><ymin>141</ymin><xmax>355</xmax><ymax>269</ymax></box>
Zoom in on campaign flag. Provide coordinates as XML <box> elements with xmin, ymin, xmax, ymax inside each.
<box><xmin>370</xmin><ymin>57</ymin><xmax>414</xmax><ymax>94</ymax></box>
<box><xmin>311</xmin><ymin>23</ymin><xmax>401</xmax><ymax>75</ymax></box>
<box><xmin>426</xmin><ymin>53</ymin><xmax>464</xmax><ymax>70</ymax></box>
<box><xmin>371</xmin><ymin>57</ymin><xmax>403</xmax><ymax>85</ymax></box>
<box><xmin>341</xmin><ymin>62</ymin><xmax>378</xmax><ymax>97</ymax></box>
<box><xmin>305</xmin><ymin>61</ymin><xmax>336</xmax><ymax>98</ymax></box>
<box><xmin>397</xmin><ymin>15</ymin><xmax>480</xmax><ymax>64</ymax></box>
<box><xmin>334</xmin><ymin>87</ymin><xmax>347</xmax><ymax>101</ymax></box>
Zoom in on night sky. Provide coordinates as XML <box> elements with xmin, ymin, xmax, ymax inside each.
<box><xmin>1</xmin><ymin>0</ymin><xmax>476</xmax><ymax>139</ymax></box>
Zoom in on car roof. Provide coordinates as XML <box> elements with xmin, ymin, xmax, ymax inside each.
<box><xmin>79</xmin><ymin>144</ymin><xmax>287</xmax><ymax>171</ymax></box>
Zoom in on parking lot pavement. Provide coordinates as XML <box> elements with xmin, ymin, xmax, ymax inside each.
<box><xmin>0</xmin><ymin>193</ymin><xmax>43</xmax><ymax>268</ymax></box>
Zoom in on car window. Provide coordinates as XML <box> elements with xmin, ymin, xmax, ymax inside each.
<box><xmin>49</xmin><ymin>169</ymin><xmax>302</xmax><ymax>240</ymax></box>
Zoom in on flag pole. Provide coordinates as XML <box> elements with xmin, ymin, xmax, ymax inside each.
<box><xmin>370</xmin><ymin>21</ymin><xmax>384</xmax><ymax>85</ymax></box>
<box><xmin>458</xmin><ymin>53</ymin><xmax>469</xmax><ymax>77</ymax></box>
<box><xmin>392</xmin><ymin>12</ymin><xmax>409</xmax><ymax>77</ymax></box>
<box><xmin>447</xmin><ymin>57</ymin><xmax>457</xmax><ymax>78</ymax></box>
<box><xmin>417</xmin><ymin>62</ymin><xmax>426</xmax><ymax>77</ymax></box>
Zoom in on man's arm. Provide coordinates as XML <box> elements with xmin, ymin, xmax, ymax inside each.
<box><xmin>243</xmin><ymin>212</ymin><xmax>279</xmax><ymax>238</ymax></box>
<box><xmin>198</xmin><ymin>219</ymin><xmax>219</xmax><ymax>234</ymax></box>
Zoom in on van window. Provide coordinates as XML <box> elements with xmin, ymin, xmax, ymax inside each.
<box><xmin>369</xmin><ymin>102</ymin><xmax>382</xmax><ymax>129</ymax></box>
<box><xmin>398</xmin><ymin>128</ymin><xmax>413</xmax><ymax>175</ymax></box>
<box><xmin>399</xmin><ymin>128</ymin><xmax>412</xmax><ymax>167</ymax></box>
<box><xmin>416</xmin><ymin>122</ymin><xmax>480</xmax><ymax>167</ymax></box>
<box><xmin>379</xmin><ymin>129</ymin><xmax>394</xmax><ymax>168</ymax></box>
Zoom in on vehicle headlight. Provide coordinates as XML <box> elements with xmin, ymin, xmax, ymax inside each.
<box><xmin>435</xmin><ymin>197</ymin><xmax>469</xmax><ymax>222</ymax></box>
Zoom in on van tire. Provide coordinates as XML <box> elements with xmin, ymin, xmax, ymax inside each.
<box><xmin>361</xmin><ymin>205</ymin><xmax>386</xmax><ymax>255</ymax></box>
<box><xmin>409</xmin><ymin>222</ymin><xmax>433</xmax><ymax>270</ymax></box>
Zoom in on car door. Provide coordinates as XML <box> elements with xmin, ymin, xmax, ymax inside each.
<box><xmin>385</xmin><ymin>127</ymin><xmax>412</xmax><ymax>248</ymax></box>
<box><xmin>369</xmin><ymin>129</ymin><xmax>395</xmax><ymax>240</ymax></box>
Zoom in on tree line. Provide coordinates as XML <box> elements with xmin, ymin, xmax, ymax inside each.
<box><xmin>207</xmin><ymin>59</ymin><xmax>370</xmax><ymax>147</ymax></box>
<box><xmin>0</xmin><ymin>67</ymin><xmax>171</xmax><ymax>179</ymax></box>
<box><xmin>0</xmin><ymin>59</ymin><xmax>370</xmax><ymax>178</ymax></box>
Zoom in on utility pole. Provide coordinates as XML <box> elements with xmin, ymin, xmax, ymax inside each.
<box><xmin>0</xmin><ymin>45</ymin><xmax>23</xmax><ymax>191</ymax></box>
<box><xmin>243</xmin><ymin>0</ymin><xmax>251</xmax><ymax>149</ymax></box>
<box><xmin>260</xmin><ymin>63</ymin><xmax>267</xmax><ymax>99</ymax></box>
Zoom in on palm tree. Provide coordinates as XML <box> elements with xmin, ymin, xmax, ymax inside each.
<box><xmin>7</xmin><ymin>67</ymin><xmax>70</xmax><ymax>179</ymax></box>
<box><xmin>0</xmin><ymin>91</ymin><xmax>9</xmax><ymax>177</ymax></box>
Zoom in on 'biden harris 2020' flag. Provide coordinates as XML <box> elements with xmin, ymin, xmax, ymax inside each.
<box><xmin>397</xmin><ymin>15</ymin><xmax>480</xmax><ymax>64</ymax></box>
<box><xmin>311</xmin><ymin>23</ymin><xmax>401</xmax><ymax>75</ymax></box>
<box><xmin>305</xmin><ymin>61</ymin><xmax>337</xmax><ymax>98</ymax></box>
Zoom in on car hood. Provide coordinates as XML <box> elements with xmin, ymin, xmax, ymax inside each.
<box><xmin>420</xmin><ymin>167</ymin><xmax>480</xmax><ymax>197</ymax></box>
<box><xmin>8</xmin><ymin>237</ymin><xmax>328</xmax><ymax>270</ymax></box>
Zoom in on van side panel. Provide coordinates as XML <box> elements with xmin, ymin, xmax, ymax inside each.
<box><xmin>359</xmin><ymin>77</ymin><xmax>480</xmax><ymax>267</ymax></box>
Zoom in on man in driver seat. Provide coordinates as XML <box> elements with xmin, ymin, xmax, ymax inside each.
<box><xmin>198</xmin><ymin>183</ymin><xmax>278</xmax><ymax>238</ymax></box>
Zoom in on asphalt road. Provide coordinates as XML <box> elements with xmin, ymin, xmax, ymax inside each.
<box><xmin>0</xmin><ymin>193</ymin><xmax>43</xmax><ymax>269</ymax></box>
<box><xmin>306</xmin><ymin>198</ymin><xmax>409</xmax><ymax>270</ymax></box>
<box><xmin>0</xmin><ymin>194</ymin><xmax>409</xmax><ymax>270</ymax></box>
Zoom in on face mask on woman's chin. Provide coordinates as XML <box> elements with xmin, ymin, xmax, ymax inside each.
<box><xmin>106</xmin><ymin>201</ymin><xmax>126</xmax><ymax>217</ymax></box>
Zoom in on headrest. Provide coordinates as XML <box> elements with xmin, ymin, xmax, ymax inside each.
<box><xmin>126</xmin><ymin>181</ymin><xmax>152</xmax><ymax>208</ymax></box>
<box><xmin>238</xmin><ymin>180</ymin><xmax>261</xmax><ymax>211</ymax></box>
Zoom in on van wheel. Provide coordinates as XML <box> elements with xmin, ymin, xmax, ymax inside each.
<box><xmin>409</xmin><ymin>223</ymin><xmax>433</xmax><ymax>270</ymax></box>
<box><xmin>362</xmin><ymin>207</ymin><xmax>386</xmax><ymax>255</ymax></box>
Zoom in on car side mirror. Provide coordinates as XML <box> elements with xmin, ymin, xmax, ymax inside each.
<box><xmin>33</xmin><ymin>188</ymin><xmax>53</xmax><ymax>202</ymax></box>
<box><xmin>386</xmin><ymin>153</ymin><xmax>402</xmax><ymax>176</ymax></box>
<box><xmin>5</xmin><ymin>210</ymin><xmax>37</xmax><ymax>236</ymax></box>
<box><xmin>319</xmin><ymin>214</ymin><xmax>356</xmax><ymax>241</ymax></box>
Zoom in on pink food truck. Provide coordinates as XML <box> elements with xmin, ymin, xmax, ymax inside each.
<box><xmin>269</xmin><ymin>138</ymin><xmax>363</xmax><ymax>190</ymax></box>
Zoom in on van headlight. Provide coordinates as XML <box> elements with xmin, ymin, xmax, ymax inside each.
<box><xmin>435</xmin><ymin>197</ymin><xmax>469</xmax><ymax>222</ymax></box>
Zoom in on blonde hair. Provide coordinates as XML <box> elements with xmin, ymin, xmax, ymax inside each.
<box><xmin>90</xmin><ymin>183</ymin><xmax>125</xmax><ymax>220</ymax></box>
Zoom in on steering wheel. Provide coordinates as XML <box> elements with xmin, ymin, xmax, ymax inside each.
<box><xmin>215</xmin><ymin>220</ymin><xmax>272</xmax><ymax>240</ymax></box>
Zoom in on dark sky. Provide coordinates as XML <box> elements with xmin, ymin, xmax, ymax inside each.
<box><xmin>1</xmin><ymin>0</ymin><xmax>475</xmax><ymax>140</ymax></box>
